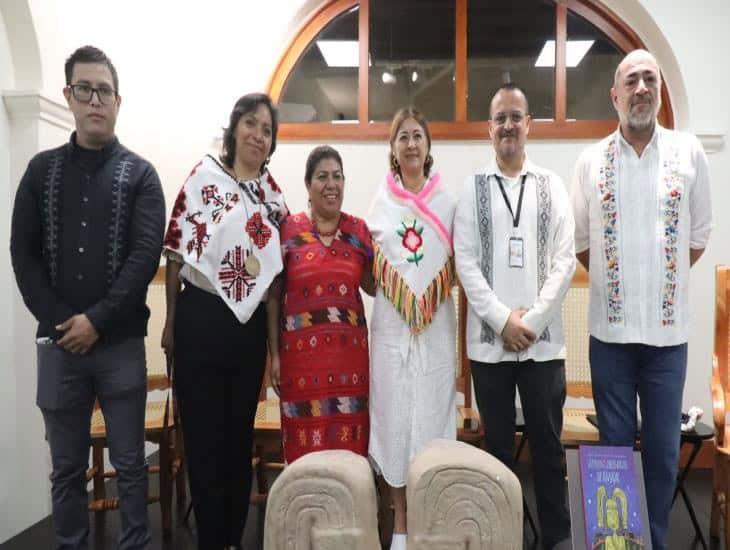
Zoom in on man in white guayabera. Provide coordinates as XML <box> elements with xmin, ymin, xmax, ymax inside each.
<box><xmin>454</xmin><ymin>82</ymin><xmax>576</xmax><ymax>550</ymax></box>
<box><xmin>571</xmin><ymin>49</ymin><xmax>712</xmax><ymax>550</ymax></box>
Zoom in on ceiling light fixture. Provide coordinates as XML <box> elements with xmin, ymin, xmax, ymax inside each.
<box><xmin>316</xmin><ymin>40</ymin><xmax>359</xmax><ymax>67</ymax></box>
<box><xmin>382</xmin><ymin>71</ymin><xmax>397</xmax><ymax>84</ymax></box>
<box><xmin>534</xmin><ymin>40</ymin><xmax>595</xmax><ymax>67</ymax></box>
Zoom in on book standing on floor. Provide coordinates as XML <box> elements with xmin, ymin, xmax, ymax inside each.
<box><xmin>579</xmin><ymin>445</ymin><xmax>645</xmax><ymax>549</ymax></box>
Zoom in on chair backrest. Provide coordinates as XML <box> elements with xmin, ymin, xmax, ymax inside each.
<box><xmin>455</xmin><ymin>285</ymin><xmax>470</xmax><ymax>408</ymax></box>
<box><xmin>455</xmin><ymin>266</ymin><xmax>592</xmax><ymax>403</ymax></box>
<box><xmin>562</xmin><ymin>266</ymin><xmax>591</xmax><ymax>398</ymax></box>
<box><xmin>715</xmin><ymin>266</ymin><xmax>730</xmax><ymax>394</ymax></box>
<box><xmin>145</xmin><ymin>268</ymin><xmax>170</xmax><ymax>391</ymax></box>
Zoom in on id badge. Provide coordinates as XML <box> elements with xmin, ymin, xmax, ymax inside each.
<box><xmin>509</xmin><ymin>237</ymin><xmax>524</xmax><ymax>268</ymax></box>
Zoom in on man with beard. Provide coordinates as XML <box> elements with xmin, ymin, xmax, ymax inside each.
<box><xmin>571</xmin><ymin>49</ymin><xmax>712</xmax><ymax>550</ymax></box>
<box><xmin>454</xmin><ymin>83</ymin><xmax>575</xmax><ymax>549</ymax></box>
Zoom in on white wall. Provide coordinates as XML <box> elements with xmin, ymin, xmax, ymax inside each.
<box><xmin>1</xmin><ymin>92</ymin><xmax>74</xmax><ymax>540</ymax></box>
<box><xmin>0</xmin><ymin>6</ymin><xmax>17</xmax><ymax>541</ymax></box>
<box><xmin>1</xmin><ymin>0</ymin><xmax>728</xmax><ymax>541</ymax></box>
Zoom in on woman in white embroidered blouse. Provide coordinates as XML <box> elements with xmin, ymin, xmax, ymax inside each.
<box><xmin>368</xmin><ymin>107</ymin><xmax>457</xmax><ymax>550</ymax></box>
<box><xmin>161</xmin><ymin>93</ymin><xmax>287</xmax><ymax>550</ymax></box>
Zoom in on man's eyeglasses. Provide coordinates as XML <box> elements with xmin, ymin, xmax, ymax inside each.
<box><xmin>67</xmin><ymin>83</ymin><xmax>117</xmax><ymax>105</ymax></box>
<box><xmin>491</xmin><ymin>112</ymin><xmax>528</xmax><ymax>126</ymax></box>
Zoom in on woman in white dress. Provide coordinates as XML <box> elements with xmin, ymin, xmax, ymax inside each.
<box><xmin>367</xmin><ymin>107</ymin><xmax>457</xmax><ymax>550</ymax></box>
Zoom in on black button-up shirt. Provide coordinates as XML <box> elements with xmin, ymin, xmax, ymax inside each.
<box><xmin>10</xmin><ymin>133</ymin><xmax>165</xmax><ymax>341</ymax></box>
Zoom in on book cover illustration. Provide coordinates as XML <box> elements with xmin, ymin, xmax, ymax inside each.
<box><xmin>579</xmin><ymin>445</ymin><xmax>644</xmax><ymax>549</ymax></box>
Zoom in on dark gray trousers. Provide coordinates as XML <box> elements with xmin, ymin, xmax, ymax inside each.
<box><xmin>37</xmin><ymin>338</ymin><xmax>150</xmax><ymax>550</ymax></box>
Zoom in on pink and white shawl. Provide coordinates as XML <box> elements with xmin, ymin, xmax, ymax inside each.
<box><xmin>367</xmin><ymin>172</ymin><xmax>456</xmax><ymax>334</ymax></box>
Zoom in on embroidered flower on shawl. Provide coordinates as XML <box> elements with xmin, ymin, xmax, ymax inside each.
<box><xmin>397</xmin><ymin>216</ymin><xmax>425</xmax><ymax>265</ymax></box>
<box><xmin>599</xmin><ymin>139</ymin><xmax>623</xmax><ymax>324</ymax></box>
<box><xmin>661</xmin><ymin>153</ymin><xmax>683</xmax><ymax>326</ymax></box>
<box><xmin>403</xmin><ymin>228</ymin><xmax>422</xmax><ymax>252</ymax></box>
<box><xmin>312</xmin><ymin>429</ymin><xmax>323</xmax><ymax>447</ymax></box>
<box><xmin>245</xmin><ymin>212</ymin><xmax>272</xmax><ymax>249</ymax></box>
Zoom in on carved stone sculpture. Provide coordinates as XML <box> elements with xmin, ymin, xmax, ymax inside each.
<box><xmin>407</xmin><ymin>439</ymin><xmax>523</xmax><ymax>550</ymax></box>
<box><xmin>264</xmin><ymin>450</ymin><xmax>381</xmax><ymax>550</ymax></box>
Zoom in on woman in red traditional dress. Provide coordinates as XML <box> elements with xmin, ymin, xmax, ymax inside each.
<box><xmin>268</xmin><ymin>145</ymin><xmax>374</xmax><ymax>464</ymax></box>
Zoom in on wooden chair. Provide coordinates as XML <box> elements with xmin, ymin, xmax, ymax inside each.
<box><xmin>251</xmin><ymin>361</ymin><xmax>285</xmax><ymax>505</ymax></box>
<box><xmin>455</xmin><ymin>285</ymin><xmax>484</xmax><ymax>446</ymax></box>
<box><xmin>710</xmin><ymin>265</ymin><xmax>730</xmax><ymax>546</ymax></box>
<box><xmin>455</xmin><ymin>266</ymin><xmax>599</xmax><ymax>448</ymax></box>
<box><xmin>560</xmin><ymin>266</ymin><xmax>600</xmax><ymax>445</ymax></box>
<box><xmin>87</xmin><ymin>270</ymin><xmax>185</xmax><ymax>540</ymax></box>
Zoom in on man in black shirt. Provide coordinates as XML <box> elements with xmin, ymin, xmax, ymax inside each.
<box><xmin>10</xmin><ymin>45</ymin><xmax>164</xmax><ymax>549</ymax></box>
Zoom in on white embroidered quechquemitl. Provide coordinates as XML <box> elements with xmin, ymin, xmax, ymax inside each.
<box><xmin>367</xmin><ymin>172</ymin><xmax>456</xmax><ymax>334</ymax></box>
<box><xmin>163</xmin><ymin>155</ymin><xmax>287</xmax><ymax>323</ymax></box>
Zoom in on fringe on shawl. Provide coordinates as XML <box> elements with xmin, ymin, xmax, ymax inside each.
<box><xmin>372</xmin><ymin>243</ymin><xmax>455</xmax><ymax>335</ymax></box>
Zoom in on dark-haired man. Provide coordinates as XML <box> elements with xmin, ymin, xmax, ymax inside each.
<box><xmin>454</xmin><ymin>83</ymin><xmax>575</xmax><ymax>549</ymax></box>
<box><xmin>10</xmin><ymin>45</ymin><xmax>164</xmax><ymax>549</ymax></box>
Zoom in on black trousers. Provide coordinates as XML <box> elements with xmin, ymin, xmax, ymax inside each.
<box><xmin>174</xmin><ymin>284</ymin><xmax>267</xmax><ymax>550</ymax></box>
<box><xmin>471</xmin><ymin>359</ymin><xmax>570</xmax><ymax>549</ymax></box>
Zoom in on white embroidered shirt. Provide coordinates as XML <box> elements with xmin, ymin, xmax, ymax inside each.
<box><xmin>571</xmin><ymin>125</ymin><xmax>712</xmax><ymax>346</ymax></box>
<box><xmin>454</xmin><ymin>157</ymin><xmax>576</xmax><ymax>364</ymax></box>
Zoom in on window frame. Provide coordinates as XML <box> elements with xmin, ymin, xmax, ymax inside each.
<box><xmin>267</xmin><ymin>0</ymin><xmax>673</xmax><ymax>141</ymax></box>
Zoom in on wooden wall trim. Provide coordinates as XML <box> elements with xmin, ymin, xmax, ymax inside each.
<box><xmin>267</xmin><ymin>0</ymin><xmax>359</xmax><ymax>104</ymax></box>
<box><xmin>566</xmin><ymin>0</ymin><xmax>673</xmax><ymax>129</ymax></box>
<box><xmin>266</xmin><ymin>0</ymin><xmax>675</xmax><ymax>141</ymax></box>
<box><xmin>567</xmin><ymin>0</ymin><xmax>642</xmax><ymax>53</ymax></box>
<box><xmin>454</xmin><ymin>0</ymin><xmax>468</xmax><ymax>123</ymax></box>
<box><xmin>277</xmin><ymin>119</ymin><xmax>619</xmax><ymax>141</ymax></box>
<box><xmin>555</xmin><ymin>3</ymin><xmax>568</xmax><ymax>123</ymax></box>
<box><xmin>358</xmin><ymin>0</ymin><xmax>369</xmax><ymax>124</ymax></box>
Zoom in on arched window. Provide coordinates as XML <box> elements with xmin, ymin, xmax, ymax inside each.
<box><xmin>267</xmin><ymin>0</ymin><xmax>673</xmax><ymax>140</ymax></box>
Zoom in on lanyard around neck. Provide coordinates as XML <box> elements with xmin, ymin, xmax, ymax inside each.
<box><xmin>494</xmin><ymin>174</ymin><xmax>527</xmax><ymax>229</ymax></box>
